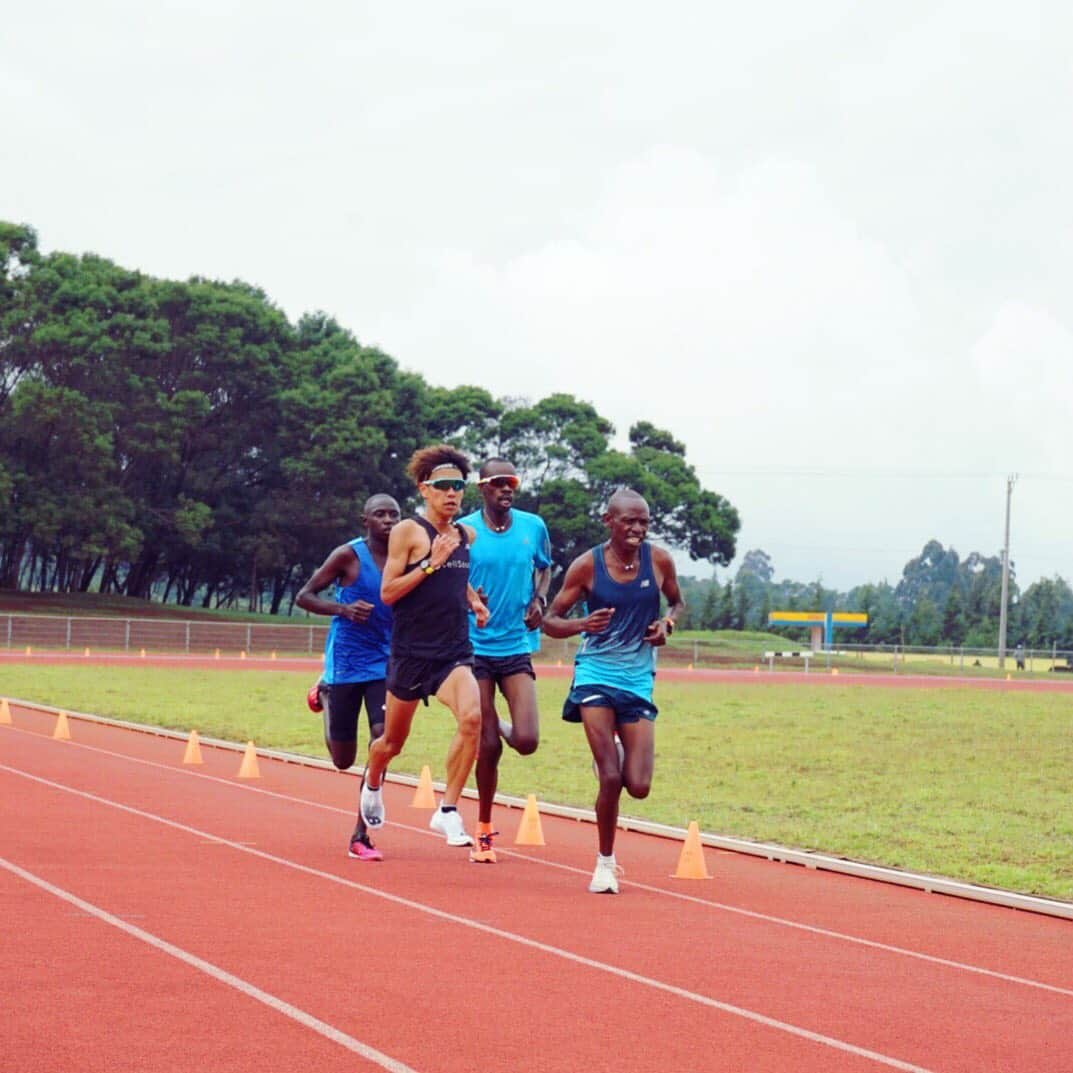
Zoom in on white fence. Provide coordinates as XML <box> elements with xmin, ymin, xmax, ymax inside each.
<box><xmin>4</xmin><ymin>613</ymin><xmax>1073</xmax><ymax>673</ymax></box>
<box><xmin>1</xmin><ymin>613</ymin><xmax>329</xmax><ymax>656</ymax></box>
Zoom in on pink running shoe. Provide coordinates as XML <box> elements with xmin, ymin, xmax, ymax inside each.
<box><xmin>348</xmin><ymin>831</ymin><xmax>383</xmax><ymax>861</ymax></box>
<box><xmin>307</xmin><ymin>681</ymin><xmax>323</xmax><ymax>713</ymax></box>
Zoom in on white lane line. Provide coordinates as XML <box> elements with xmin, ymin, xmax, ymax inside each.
<box><xmin>0</xmin><ymin>855</ymin><xmax>418</xmax><ymax>1073</ymax></box>
<box><xmin>4</xmin><ymin>727</ymin><xmax>1071</xmax><ymax>1000</ymax></box>
<box><xmin>2</xmin><ymin>764</ymin><xmax>937</xmax><ymax>1072</ymax></box>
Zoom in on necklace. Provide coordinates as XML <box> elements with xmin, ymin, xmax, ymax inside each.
<box><xmin>607</xmin><ymin>545</ymin><xmax>638</xmax><ymax>572</ymax></box>
<box><xmin>484</xmin><ymin>510</ymin><xmax>510</xmax><ymax>533</ymax></box>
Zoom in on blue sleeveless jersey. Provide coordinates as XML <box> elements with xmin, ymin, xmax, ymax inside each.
<box><xmin>573</xmin><ymin>543</ymin><xmax>661</xmax><ymax>700</ymax></box>
<box><xmin>459</xmin><ymin>508</ymin><xmax>552</xmax><ymax>657</ymax></box>
<box><xmin>322</xmin><ymin>538</ymin><xmax>392</xmax><ymax>684</ymax></box>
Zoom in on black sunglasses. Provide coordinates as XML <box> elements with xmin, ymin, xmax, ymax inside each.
<box><xmin>424</xmin><ymin>478</ymin><xmax>466</xmax><ymax>492</ymax></box>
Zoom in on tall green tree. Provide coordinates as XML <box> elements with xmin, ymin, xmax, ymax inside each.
<box><xmin>941</xmin><ymin>586</ymin><xmax>967</xmax><ymax>645</ymax></box>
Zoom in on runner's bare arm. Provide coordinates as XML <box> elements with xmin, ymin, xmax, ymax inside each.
<box><xmin>524</xmin><ymin>563</ymin><xmax>552</xmax><ymax>630</ymax></box>
<box><xmin>542</xmin><ymin>553</ymin><xmax>615</xmax><ymax>638</ymax></box>
<box><xmin>467</xmin><ymin>584</ymin><xmax>490</xmax><ymax>628</ymax></box>
<box><xmin>295</xmin><ymin>545</ymin><xmax>372</xmax><ymax>622</ymax></box>
<box><xmin>644</xmin><ymin>546</ymin><xmax>685</xmax><ymax>645</ymax></box>
<box><xmin>380</xmin><ymin>521</ymin><xmax>429</xmax><ymax>606</ymax></box>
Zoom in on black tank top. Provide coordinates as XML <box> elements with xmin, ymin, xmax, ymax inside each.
<box><xmin>390</xmin><ymin>516</ymin><xmax>472</xmax><ymax>660</ymax></box>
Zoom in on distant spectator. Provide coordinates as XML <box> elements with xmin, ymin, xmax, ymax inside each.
<box><xmin>1015</xmin><ymin>643</ymin><xmax>1026</xmax><ymax>672</ymax></box>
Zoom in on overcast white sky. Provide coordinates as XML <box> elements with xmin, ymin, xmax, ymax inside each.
<box><xmin>4</xmin><ymin>1</ymin><xmax>1071</xmax><ymax>589</ymax></box>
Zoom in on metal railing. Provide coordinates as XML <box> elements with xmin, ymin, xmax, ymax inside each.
<box><xmin>1</xmin><ymin>613</ymin><xmax>329</xmax><ymax>656</ymax></box>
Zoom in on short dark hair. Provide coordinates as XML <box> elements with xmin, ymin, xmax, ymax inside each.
<box><xmin>605</xmin><ymin>487</ymin><xmax>648</xmax><ymax>515</ymax></box>
<box><xmin>407</xmin><ymin>444</ymin><xmax>470</xmax><ymax>484</ymax></box>
<box><xmin>362</xmin><ymin>493</ymin><xmax>399</xmax><ymax>515</ymax></box>
<box><xmin>479</xmin><ymin>457</ymin><xmax>514</xmax><ymax>479</ymax></box>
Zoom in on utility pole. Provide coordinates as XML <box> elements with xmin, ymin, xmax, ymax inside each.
<box><xmin>997</xmin><ymin>473</ymin><xmax>1018</xmax><ymax>669</ymax></box>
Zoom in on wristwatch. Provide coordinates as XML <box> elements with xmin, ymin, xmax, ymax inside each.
<box><xmin>419</xmin><ymin>558</ymin><xmax>436</xmax><ymax>576</ymax></box>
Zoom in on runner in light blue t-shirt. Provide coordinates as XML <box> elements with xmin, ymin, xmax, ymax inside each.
<box><xmin>457</xmin><ymin>458</ymin><xmax>551</xmax><ymax>864</ymax></box>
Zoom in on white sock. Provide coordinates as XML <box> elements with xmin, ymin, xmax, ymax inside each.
<box><xmin>597</xmin><ymin>853</ymin><xmax>616</xmax><ymax>866</ymax></box>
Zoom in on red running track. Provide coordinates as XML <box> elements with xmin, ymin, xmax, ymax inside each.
<box><xmin>3</xmin><ymin>703</ymin><xmax>1072</xmax><ymax>1073</ymax></box>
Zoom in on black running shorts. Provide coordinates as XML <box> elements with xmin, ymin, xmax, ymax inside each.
<box><xmin>472</xmin><ymin>652</ymin><xmax>536</xmax><ymax>686</ymax></box>
<box><xmin>321</xmin><ymin>680</ymin><xmax>387</xmax><ymax>740</ymax></box>
<box><xmin>386</xmin><ymin>654</ymin><xmax>474</xmax><ymax>704</ymax></box>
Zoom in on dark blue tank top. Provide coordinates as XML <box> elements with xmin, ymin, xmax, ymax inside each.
<box><xmin>390</xmin><ymin>517</ymin><xmax>472</xmax><ymax>661</ymax></box>
<box><xmin>573</xmin><ymin>542</ymin><xmax>661</xmax><ymax>698</ymax></box>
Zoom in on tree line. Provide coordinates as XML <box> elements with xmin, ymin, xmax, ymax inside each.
<box><xmin>0</xmin><ymin>222</ymin><xmax>740</xmax><ymax>611</ymax></box>
<box><xmin>677</xmin><ymin>542</ymin><xmax>1073</xmax><ymax>650</ymax></box>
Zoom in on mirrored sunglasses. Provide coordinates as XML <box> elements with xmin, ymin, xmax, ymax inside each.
<box><xmin>424</xmin><ymin>478</ymin><xmax>467</xmax><ymax>492</ymax></box>
<box><xmin>477</xmin><ymin>474</ymin><xmax>521</xmax><ymax>490</ymax></box>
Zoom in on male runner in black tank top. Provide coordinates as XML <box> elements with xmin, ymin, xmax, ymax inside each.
<box><xmin>353</xmin><ymin>444</ymin><xmax>490</xmax><ymax>856</ymax></box>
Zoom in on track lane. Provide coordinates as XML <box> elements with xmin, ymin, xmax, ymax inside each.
<box><xmin>0</xmin><ymin>866</ymin><xmax>418</xmax><ymax>1073</ymax></box>
<box><xmin>4</xmin><ymin>762</ymin><xmax>905</xmax><ymax>1073</ymax></box>
<box><xmin>4</xmin><ymin>649</ymin><xmax>1073</xmax><ymax>692</ymax></box>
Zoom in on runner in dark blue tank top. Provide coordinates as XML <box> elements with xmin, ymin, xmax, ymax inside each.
<box><xmin>354</xmin><ymin>444</ymin><xmax>490</xmax><ymax>857</ymax></box>
<box><xmin>544</xmin><ymin>488</ymin><xmax>684</xmax><ymax>894</ymax></box>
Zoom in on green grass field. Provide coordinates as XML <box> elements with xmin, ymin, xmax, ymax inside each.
<box><xmin>3</xmin><ymin>664</ymin><xmax>1071</xmax><ymax>900</ymax></box>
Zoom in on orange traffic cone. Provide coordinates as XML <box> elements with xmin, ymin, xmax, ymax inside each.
<box><xmin>214</xmin><ymin>648</ymin><xmax>220</xmax><ymax>660</ymax></box>
<box><xmin>410</xmin><ymin>765</ymin><xmax>437</xmax><ymax>808</ymax></box>
<box><xmin>53</xmin><ymin>711</ymin><xmax>72</xmax><ymax>741</ymax></box>
<box><xmin>139</xmin><ymin>648</ymin><xmax>147</xmax><ymax>658</ymax></box>
<box><xmin>183</xmin><ymin>729</ymin><xmax>204</xmax><ymax>765</ymax></box>
<box><xmin>672</xmin><ymin>821</ymin><xmax>710</xmax><ymax>879</ymax></box>
<box><xmin>514</xmin><ymin>794</ymin><xmax>546</xmax><ymax>846</ymax></box>
<box><xmin>0</xmin><ymin>698</ymin><xmax>12</xmax><ymax>725</ymax></box>
<box><xmin>831</xmin><ymin>667</ymin><xmax>839</xmax><ymax>676</ymax></box>
<box><xmin>237</xmin><ymin>741</ymin><xmax>260</xmax><ymax>778</ymax></box>
<box><xmin>240</xmin><ymin>651</ymin><xmax>247</xmax><ymax>661</ymax></box>
<box><xmin>83</xmin><ymin>647</ymin><xmax>91</xmax><ymax>657</ymax></box>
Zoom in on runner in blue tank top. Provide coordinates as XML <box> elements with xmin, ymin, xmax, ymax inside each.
<box><xmin>295</xmin><ymin>494</ymin><xmax>400</xmax><ymax>860</ymax></box>
<box><xmin>543</xmin><ymin>488</ymin><xmax>684</xmax><ymax>894</ymax></box>
<box><xmin>353</xmin><ymin>444</ymin><xmax>491</xmax><ymax>858</ymax></box>
<box><xmin>458</xmin><ymin>457</ymin><xmax>552</xmax><ymax>864</ymax></box>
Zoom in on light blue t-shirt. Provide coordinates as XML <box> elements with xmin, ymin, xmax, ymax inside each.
<box><xmin>460</xmin><ymin>508</ymin><xmax>552</xmax><ymax>657</ymax></box>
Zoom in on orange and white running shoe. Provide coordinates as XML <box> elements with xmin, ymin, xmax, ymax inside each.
<box><xmin>469</xmin><ymin>825</ymin><xmax>498</xmax><ymax>863</ymax></box>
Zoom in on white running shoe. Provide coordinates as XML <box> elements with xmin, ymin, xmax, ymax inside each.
<box><xmin>429</xmin><ymin>807</ymin><xmax>474</xmax><ymax>846</ymax></box>
<box><xmin>588</xmin><ymin>856</ymin><xmax>623</xmax><ymax>894</ymax></box>
<box><xmin>360</xmin><ymin>783</ymin><xmax>385</xmax><ymax>828</ymax></box>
